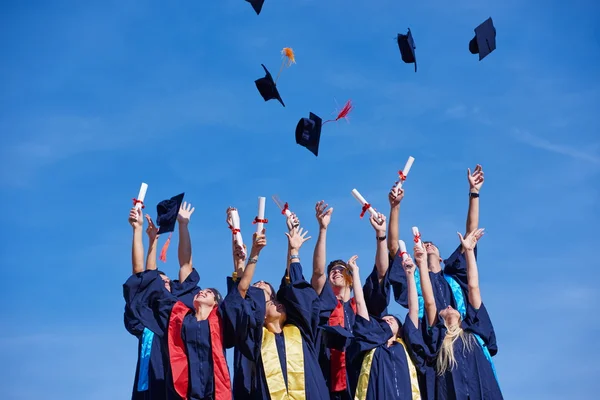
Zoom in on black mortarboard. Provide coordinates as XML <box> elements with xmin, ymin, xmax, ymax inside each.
<box><xmin>295</xmin><ymin>112</ymin><xmax>322</xmax><ymax>156</ymax></box>
<box><xmin>318</xmin><ymin>325</ymin><xmax>354</xmax><ymax>351</ymax></box>
<box><xmin>255</xmin><ymin>64</ymin><xmax>285</xmax><ymax>107</ymax></box>
<box><xmin>469</xmin><ymin>17</ymin><xmax>496</xmax><ymax>61</ymax></box>
<box><xmin>156</xmin><ymin>193</ymin><xmax>185</xmax><ymax>235</ymax></box>
<box><xmin>397</xmin><ymin>28</ymin><xmax>417</xmax><ymax>72</ymax></box>
<box><xmin>246</xmin><ymin>0</ymin><xmax>264</xmax><ymax>15</ymax></box>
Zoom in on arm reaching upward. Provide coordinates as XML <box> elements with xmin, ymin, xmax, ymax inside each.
<box><xmin>457</xmin><ymin>228</ymin><xmax>485</xmax><ymax>309</ymax></box>
<box><xmin>387</xmin><ymin>185</ymin><xmax>404</xmax><ymax>256</ymax></box>
<box><xmin>370</xmin><ymin>213</ymin><xmax>389</xmax><ymax>282</ymax></box>
<box><xmin>177</xmin><ymin>201</ymin><xmax>195</xmax><ymax>282</ymax></box>
<box><xmin>415</xmin><ymin>244</ymin><xmax>437</xmax><ymax>325</ymax></box>
<box><xmin>129</xmin><ymin>207</ymin><xmax>144</xmax><ymax>275</ymax></box>
<box><xmin>402</xmin><ymin>255</ymin><xmax>419</xmax><ymax>328</ymax></box>
<box><xmin>238</xmin><ymin>230</ymin><xmax>267</xmax><ymax>298</ymax></box>
<box><xmin>466</xmin><ymin>164</ymin><xmax>484</xmax><ymax>235</ymax></box>
<box><xmin>348</xmin><ymin>255</ymin><xmax>368</xmax><ymax>320</ymax></box>
<box><xmin>312</xmin><ymin>200</ymin><xmax>333</xmax><ymax>295</ymax></box>
<box><xmin>144</xmin><ymin>214</ymin><xmax>159</xmax><ymax>271</ymax></box>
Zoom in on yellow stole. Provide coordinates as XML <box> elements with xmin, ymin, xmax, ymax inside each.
<box><xmin>354</xmin><ymin>338</ymin><xmax>421</xmax><ymax>400</ymax></box>
<box><xmin>261</xmin><ymin>325</ymin><xmax>306</xmax><ymax>400</ymax></box>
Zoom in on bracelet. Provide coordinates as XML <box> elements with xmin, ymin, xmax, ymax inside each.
<box><xmin>469</xmin><ymin>192</ymin><xmax>480</xmax><ymax>198</ymax></box>
<box><xmin>290</xmin><ymin>254</ymin><xmax>300</xmax><ymax>261</ymax></box>
<box><xmin>377</xmin><ymin>235</ymin><xmax>387</xmax><ymax>241</ymax></box>
<box><xmin>247</xmin><ymin>257</ymin><xmax>258</xmax><ymax>264</ymax></box>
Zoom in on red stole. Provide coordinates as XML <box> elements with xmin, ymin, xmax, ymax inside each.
<box><xmin>168</xmin><ymin>301</ymin><xmax>232</xmax><ymax>400</ymax></box>
<box><xmin>328</xmin><ymin>297</ymin><xmax>357</xmax><ymax>392</ymax></box>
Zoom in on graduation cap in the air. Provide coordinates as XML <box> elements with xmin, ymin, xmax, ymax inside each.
<box><xmin>255</xmin><ymin>64</ymin><xmax>285</xmax><ymax>107</ymax></box>
<box><xmin>156</xmin><ymin>192</ymin><xmax>185</xmax><ymax>262</ymax></box>
<box><xmin>295</xmin><ymin>100</ymin><xmax>353</xmax><ymax>157</ymax></box>
<box><xmin>246</xmin><ymin>0</ymin><xmax>264</xmax><ymax>15</ymax></box>
<box><xmin>397</xmin><ymin>28</ymin><xmax>417</xmax><ymax>72</ymax></box>
<box><xmin>318</xmin><ymin>325</ymin><xmax>354</xmax><ymax>351</ymax></box>
<box><xmin>469</xmin><ymin>17</ymin><xmax>497</xmax><ymax>61</ymax></box>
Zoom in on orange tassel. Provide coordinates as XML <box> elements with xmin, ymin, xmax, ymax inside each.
<box><xmin>159</xmin><ymin>233</ymin><xmax>172</xmax><ymax>263</ymax></box>
<box><xmin>323</xmin><ymin>100</ymin><xmax>354</xmax><ymax>124</ymax></box>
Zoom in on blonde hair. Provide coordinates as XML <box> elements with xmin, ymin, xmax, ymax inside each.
<box><xmin>436</xmin><ymin>318</ymin><xmax>476</xmax><ymax>375</ymax></box>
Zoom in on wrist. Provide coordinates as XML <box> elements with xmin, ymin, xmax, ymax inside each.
<box><xmin>319</xmin><ymin>226</ymin><xmax>328</xmax><ymax>233</ymax></box>
<box><xmin>469</xmin><ymin>188</ymin><xmax>480</xmax><ymax>194</ymax></box>
<box><xmin>289</xmin><ymin>254</ymin><xmax>300</xmax><ymax>262</ymax></box>
<box><xmin>290</xmin><ymin>248</ymin><xmax>299</xmax><ymax>255</ymax></box>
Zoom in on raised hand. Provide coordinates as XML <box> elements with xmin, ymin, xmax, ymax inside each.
<box><xmin>178</xmin><ymin>201</ymin><xmax>195</xmax><ymax>225</ymax></box>
<box><xmin>402</xmin><ymin>254</ymin><xmax>416</xmax><ymax>275</ymax></box>
<box><xmin>467</xmin><ymin>164</ymin><xmax>484</xmax><ymax>193</ymax></box>
<box><xmin>233</xmin><ymin>240</ymin><xmax>246</xmax><ymax>262</ymax></box>
<box><xmin>251</xmin><ymin>228</ymin><xmax>267</xmax><ymax>255</ymax></box>
<box><xmin>286</xmin><ymin>212</ymin><xmax>300</xmax><ymax>231</ymax></box>
<box><xmin>285</xmin><ymin>226</ymin><xmax>311</xmax><ymax>250</ymax></box>
<box><xmin>414</xmin><ymin>244</ymin><xmax>427</xmax><ymax>266</ymax></box>
<box><xmin>369</xmin><ymin>212</ymin><xmax>387</xmax><ymax>236</ymax></box>
<box><xmin>315</xmin><ymin>200</ymin><xmax>333</xmax><ymax>229</ymax></box>
<box><xmin>145</xmin><ymin>214</ymin><xmax>159</xmax><ymax>241</ymax></box>
<box><xmin>347</xmin><ymin>255</ymin><xmax>359</xmax><ymax>275</ymax></box>
<box><xmin>388</xmin><ymin>186</ymin><xmax>405</xmax><ymax>207</ymax></box>
<box><xmin>129</xmin><ymin>207</ymin><xmax>143</xmax><ymax>230</ymax></box>
<box><xmin>457</xmin><ymin>228</ymin><xmax>485</xmax><ymax>251</ymax></box>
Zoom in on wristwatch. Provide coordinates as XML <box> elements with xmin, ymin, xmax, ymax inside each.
<box><xmin>377</xmin><ymin>235</ymin><xmax>387</xmax><ymax>241</ymax></box>
<box><xmin>469</xmin><ymin>192</ymin><xmax>480</xmax><ymax>198</ymax></box>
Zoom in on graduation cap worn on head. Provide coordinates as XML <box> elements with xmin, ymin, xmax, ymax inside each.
<box><xmin>246</xmin><ymin>0</ymin><xmax>264</xmax><ymax>15</ymax></box>
<box><xmin>397</xmin><ymin>28</ymin><xmax>417</xmax><ymax>72</ymax></box>
<box><xmin>295</xmin><ymin>112</ymin><xmax>322</xmax><ymax>157</ymax></box>
<box><xmin>156</xmin><ymin>192</ymin><xmax>184</xmax><ymax>263</ymax></box>
<box><xmin>255</xmin><ymin>64</ymin><xmax>285</xmax><ymax>107</ymax></box>
<box><xmin>469</xmin><ymin>17</ymin><xmax>496</xmax><ymax>61</ymax></box>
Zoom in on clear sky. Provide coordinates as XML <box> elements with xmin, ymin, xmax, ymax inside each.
<box><xmin>1</xmin><ymin>1</ymin><xmax>599</xmax><ymax>399</ymax></box>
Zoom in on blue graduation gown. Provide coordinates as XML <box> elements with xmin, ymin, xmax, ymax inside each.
<box><xmin>170</xmin><ymin>269</ymin><xmax>202</xmax><ymax>309</ymax></box>
<box><xmin>428</xmin><ymin>303</ymin><xmax>502</xmax><ymax>400</ymax></box>
<box><xmin>223</xmin><ymin>262</ymin><xmax>330</xmax><ymax>400</ymax></box>
<box><xmin>347</xmin><ymin>315</ymin><xmax>426</xmax><ymax>400</ymax></box>
<box><xmin>124</xmin><ymin>269</ymin><xmax>199</xmax><ymax>400</ymax></box>
<box><xmin>155</xmin><ymin>288</ymin><xmax>234</xmax><ymax>400</ymax></box>
<box><xmin>317</xmin><ymin>266</ymin><xmax>391</xmax><ymax>400</ymax></box>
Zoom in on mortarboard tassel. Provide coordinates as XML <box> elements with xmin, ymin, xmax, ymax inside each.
<box><xmin>323</xmin><ymin>100</ymin><xmax>354</xmax><ymax>125</ymax></box>
<box><xmin>275</xmin><ymin>47</ymin><xmax>295</xmax><ymax>83</ymax></box>
<box><xmin>159</xmin><ymin>233</ymin><xmax>172</xmax><ymax>263</ymax></box>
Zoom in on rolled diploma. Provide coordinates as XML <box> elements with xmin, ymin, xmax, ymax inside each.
<box><xmin>256</xmin><ymin>197</ymin><xmax>266</xmax><ymax>233</ymax></box>
<box><xmin>282</xmin><ymin>207</ymin><xmax>292</xmax><ymax>217</ymax></box>
<box><xmin>412</xmin><ymin>226</ymin><xmax>424</xmax><ymax>249</ymax></box>
<box><xmin>398</xmin><ymin>240</ymin><xmax>409</xmax><ymax>261</ymax></box>
<box><xmin>351</xmin><ymin>189</ymin><xmax>377</xmax><ymax>218</ymax></box>
<box><xmin>135</xmin><ymin>182</ymin><xmax>148</xmax><ymax>210</ymax></box>
<box><xmin>395</xmin><ymin>156</ymin><xmax>415</xmax><ymax>189</ymax></box>
<box><xmin>231</xmin><ymin>209</ymin><xmax>245</xmax><ymax>255</ymax></box>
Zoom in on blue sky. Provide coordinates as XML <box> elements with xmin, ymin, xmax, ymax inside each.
<box><xmin>1</xmin><ymin>0</ymin><xmax>599</xmax><ymax>398</ymax></box>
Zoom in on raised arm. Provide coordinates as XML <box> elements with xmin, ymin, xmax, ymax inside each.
<box><xmin>311</xmin><ymin>200</ymin><xmax>333</xmax><ymax>295</ymax></box>
<box><xmin>144</xmin><ymin>214</ymin><xmax>159</xmax><ymax>271</ymax></box>
<box><xmin>129</xmin><ymin>207</ymin><xmax>144</xmax><ymax>275</ymax></box>
<box><xmin>466</xmin><ymin>164</ymin><xmax>484</xmax><ymax>235</ymax></box>
<box><xmin>458</xmin><ymin>228</ymin><xmax>485</xmax><ymax>309</ymax></box>
<box><xmin>370</xmin><ymin>213</ymin><xmax>389</xmax><ymax>282</ymax></box>
<box><xmin>402</xmin><ymin>255</ymin><xmax>419</xmax><ymax>328</ymax></box>
<box><xmin>348</xmin><ymin>255</ymin><xmax>368</xmax><ymax>320</ymax></box>
<box><xmin>177</xmin><ymin>202</ymin><xmax>195</xmax><ymax>282</ymax></box>
<box><xmin>238</xmin><ymin>230</ymin><xmax>267</xmax><ymax>298</ymax></box>
<box><xmin>415</xmin><ymin>244</ymin><xmax>437</xmax><ymax>325</ymax></box>
<box><xmin>386</xmin><ymin>185</ymin><xmax>404</xmax><ymax>256</ymax></box>
<box><xmin>227</xmin><ymin>208</ymin><xmax>246</xmax><ymax>279</ymax></box>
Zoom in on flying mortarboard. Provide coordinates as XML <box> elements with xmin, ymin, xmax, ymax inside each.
<box><xmin>295</xmin><ymin>100</ymin><xmax>353</xmax><ymax>157</ymax></box>
<box><xmin>246</xmin><ymin>0</ymin><xmax>264</xmax><ymax>15</ymax></box>
<box><xmin>255</xmin><ymin>48</ymin><xmax>295</xmax><ymax>107</ymax></box>
<box><xmin>397</xmin><ymin>28</ymin><xmax>417</xmax><ymax>72</ymax></box>
<box><xmin>156</xmin><ymin>192</ymin><xmax>185</xmax><ymax>262</ymax></box>
<box><xmin>469</xmin><ymin>17</ymin><xmax>497</xmax><ymax>61</ymax></box>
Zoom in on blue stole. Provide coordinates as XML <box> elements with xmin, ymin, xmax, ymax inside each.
<box><xmin>137</xmin><ymin>327</ymin><xmax>155</xmax><ymax>391</ymax></box>
<box><xmin>443</xmin><ymin>275</ymin><xmax>499</xmax><ymax>384</ymax></box>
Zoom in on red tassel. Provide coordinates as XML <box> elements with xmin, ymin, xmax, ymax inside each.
<box><xmin>323</xmin><ymin>100</ymin><xmax>354</xmax><ymax>125</ymax></box>
<box><xmin>160</xmin><ymin>233</ymin><xmax>172</xmax><ymax>263</ymax></box>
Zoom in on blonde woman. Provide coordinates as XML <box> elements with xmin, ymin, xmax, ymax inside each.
<box><xmin>418</xmin><ymin>228</ymin><xmax>502</xmax><ymax>400</ymax></box>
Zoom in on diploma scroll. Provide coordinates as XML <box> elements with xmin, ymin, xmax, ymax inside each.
<box><xmin>398</xmin><ymin>240</ymin><xmax>409</xmax><ymax>261</ymax></box>
<box><xmin>412</xmin><ymin>226</ymin><xmax>424</xmax><ymax>250</ymax></box>
<box><xmin>255</xmin><ymin>197</ymin><xmax>267</xmax><ymax>233</ymax></box>
<box><xmin>230</xmin><ymin>209</ymin><xmax>246</xmax><ymax>257</ymax></box>
<box><xmin>395</xmin><ymin>156</ymin><xmax>415</xmax><ymax>190</ymax></box>
<box><xmin>351</xmin><ymin>189</ymin><xmax>378</xmax><ymax>219</ymax></box>
<box><xmin>272</xmin><ymin>195</ymin><xmax>293</xmax><ymax>217</ymax></box>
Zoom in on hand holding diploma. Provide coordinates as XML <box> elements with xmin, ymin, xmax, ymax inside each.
<box><xmin>253</xmin><ymin>197</ymin><xmax>268</xmax><ymax>233</ymax></box>
<box><xmin>132</xmin><ymin>182</ymin><xmax>148</xmax><ymax>221</ymax></box>
<box><xmin>351</xmin><ymin>188</ymin><xmax>381</xmax><ymax>222</ymax></box>
<box><xmin>412</xmin><ymin>226</ymin><xmax>424</xmax><ymax>250</ymax></box>
<box><xmin>395</xmin><ymin>157</ymin><xmax>415</xmax><ymax>190</ymax></box>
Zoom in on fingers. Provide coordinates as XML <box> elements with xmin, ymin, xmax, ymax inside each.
<box><xmin>467</xmin><ymin>167</ymin><xmax>471</xmax><ymax>177</ymax></box>
<box><xmin>457</xmin><ymin>231</ymin><xmax>464</xmax><ymax>242</ymax></box>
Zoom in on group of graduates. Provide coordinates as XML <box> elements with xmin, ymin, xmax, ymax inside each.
<box><xmin>123</xmin><ymin>164</ymin><xmax>503</xmax><ymax>400</ymax></box>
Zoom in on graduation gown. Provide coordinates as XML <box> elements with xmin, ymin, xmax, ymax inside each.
<box><xmin>223</xmin><ymin>262</ymin><xmax>330</xmax><ymax>400</ymax></box>
<box><xmin>427</xmin><ymin>303</ymin><xmax>502</xmax><ymax>400</ymax></box>
<box><xmin>155</xmin><ymin>288</ymin><xmax>234</xmax><ymax>400</ymax></box>
<box><xmin>347</xmin><ymin>315</ymin><xmax>425</xmax><ymax>400</ymax></box>
<box><xmin>317</xmin><ymin>266</ymin><xmax>392</xmax><ymax>400</ymax></box>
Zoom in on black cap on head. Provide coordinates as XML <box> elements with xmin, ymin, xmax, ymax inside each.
<box><xmin>255</xmin><ymin>64</ymin><xmax>285</xmax><ymax>107</ymax></box>
<box><xmin>295</xmin><ymin>112</ymin><xmax>322</xmax><ymax>157</ymax></box>
<box><xmin>327</xmin><ymin>259</ymin><xmax>348</xmax><ymax>275</ymax></box>
<box><xmin>246</xmin><ymin>0</ymin><xmax>264</xmax><ymax>15</ymax></box>
<box><xmin>397</xmin><ymin>28</ymin><xmax>417</xmax><ymax>72</ymax></box>
<box><xmin>208</xmin><ymin>287</ymin><xmax>223</xmax><ymax>305</ymax></box>
<box><xmin>469</xmin><ymin>17</ymin><xmax>496</xmax><ymax>61</ymax></box>
<box><xmin>156</xmin><ymin>193</ymin><xmax>185</xmax><ymax>235</ymax></box>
